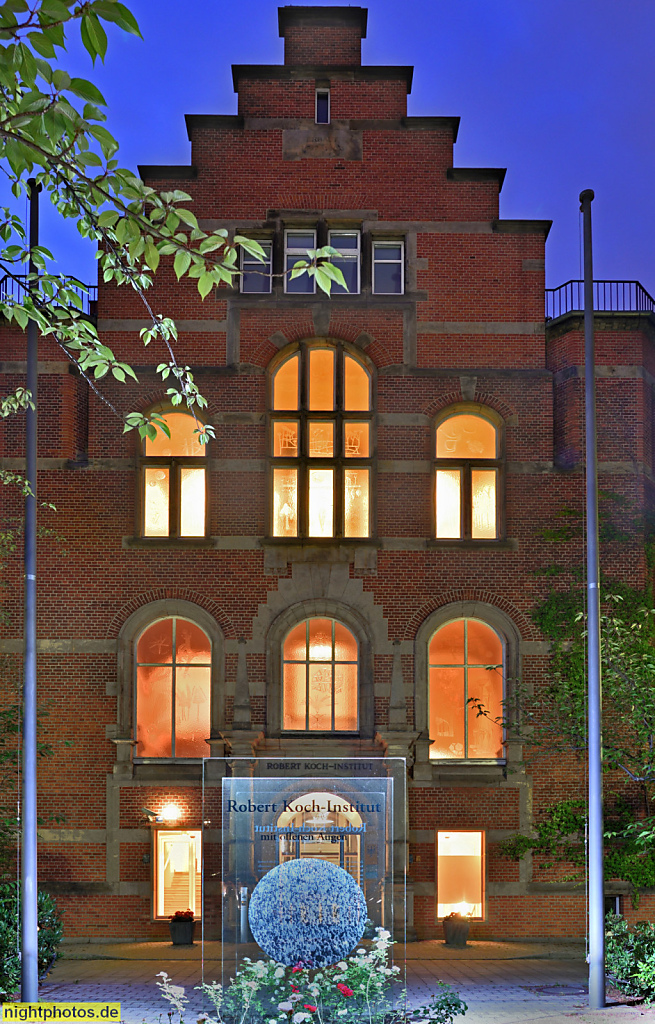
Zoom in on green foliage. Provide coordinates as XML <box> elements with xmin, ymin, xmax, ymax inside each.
<box><xmin>0</xmin><ymin>881</ymin><xmax>63</xmax><ymax>998</ymax></box>
<box><xmin>157</xmin><ymin>930</ymin><xmax>467</xmax><ymax>1024</ymax></box>
<box><xmin>0</xmin><ymin>1</ymin><xmax>345</xmax><ymax>448</ymax></box>
<box><xmin>605</xmin><ymin>914</ymin><xmax>655</xmax><ymax>1000</ymax></box>
<box><xmin>499</xmin><ymin>798</ymin><xmax>655</xmax><ymax>905</ymax></box>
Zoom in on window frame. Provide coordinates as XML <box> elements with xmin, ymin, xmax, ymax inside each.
<box><xmin>372</xmin><ymin>240</ymin><xmax>405</xmax><ymax>295</ymax></box>
<box><xmin>134</xmin><ymin>614</ymin><xmax>213</xmax><ymax>762</ymax></box>
<box><xmin>327</xmin><ymin>230</ymin><xmax>361</xmax><ymax>295</ymax></box>
<box><xmin>315</xmin><ymin>88</ymin><xmax>330</xmax><ymax>124</ymax></box>
<box><xmin>427</xmin><ymin>617</ymin><xmax>505</xmax><ymax>763</ymax></box>
<box><xmin>436</xmin><ymin>829</ymin><xmax>486</xmax><ymax>922</ymax></box>
<box><xmin>240</xmin><ymin>239</ymin><xmax>273</xmax><ymax>294</ymax></box>
<box><xmin>268</xmin><ymin>341</ymin><xmax>375</xmax><ymax>540</ymax></box>
<box><xmin>432</xmin><ymin>407</ymin><xmax>504</xmax><ymax>542</ymax></box>
<box><xmin>281</xmin><ymin>617</ymin><xmax>360</xmax><ymax>734</ymax></box>
<box><xmin>284</xmin><ymin>229</ymin><xmax>317</xmax><ymax>294</ymax></box>
<box><xmin>137</xmin><ymin>409</ymin><xmax>210</xmax><ymax>540</ymax></box>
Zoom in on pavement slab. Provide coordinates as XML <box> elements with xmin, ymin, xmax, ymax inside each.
<box><xmin>20</xmin><ymin>942</ymin><xmax>655</xmax><ymax>1024</ymax></box>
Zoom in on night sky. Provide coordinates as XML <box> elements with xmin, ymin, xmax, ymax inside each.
<box><xmin>33</xmin><ymin>0</ymin><xmax>655</xmax><ymax>297</ymax></box>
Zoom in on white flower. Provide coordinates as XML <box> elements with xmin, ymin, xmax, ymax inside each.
<box><xmin>292</xmin><ymin>1014</ymin><xmax>310</xmax><ymax>1024</ymax></box>
<box><xmin>274</xmin><ymin>967</ymin><xmax>285</xmax><ymax>979</ymax></box>
<box><xmin>357</xmin><ymin>948</ymin><xmax>365</xmax><ymax>955</ymax></box>
<box><xmin>169</xmin><ymin>986</ymin><xmax>185</xmax><ymax>998</ymax></box>
<box><xmin>337</xmin><ymin>962</ymin><xmax>347</xmax><ymax>970</ymax></box>
<box><xmin>309</xmin><ymin>985</ymin><xmax>320</xmax><ymax>996</ymax></box>
<box><xmin>278</xmin><ymin>1002</ymin><xmax>293</xmax><ymax>1012</ymax></box>
<box><xmin>337</xmin><ymin>1011</ymin><xmax>348</xmax><ymax>1017</ymax></box>
<box><xmin>269</xmin><ymin>1019</ymin><xmax>279</xmax><ymax>1024</ymax></box>
<box><xmin>377</xmin><ymin>929</ymin><xmax>390</xmax><ymax>940</ymax></box>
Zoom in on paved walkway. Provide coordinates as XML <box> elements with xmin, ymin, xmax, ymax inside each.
<box><xmin>30</xmin><ymin>941</ymin><xmax>655</xmax><ymax>1024</ymax></box>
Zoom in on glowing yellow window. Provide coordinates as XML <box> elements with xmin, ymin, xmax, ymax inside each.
<box><xmin>270</xmin><ymin>346</ymin><xmax>373</xmax><ymax>539</ymax></box>
<box><xmin>437</xmin><ymin>831</ymin><xmax>484</xmax><ymax>920</ymax></box>
<box><xmin>142</xmin><ymin>412</ymin><xmax>207</xmax><ymax>538</ymax></box>
<box><xmin>135</xmin><ymin>617</ymin><xmax>211</xmax><ymax>758</ymax></box>
<box><xmin>428</xmin><ymin>619</ymin><xmax>504</xmax><ymax>760</ymax></box>
<box><xmin>283</xmin><ymin>618</ymin><xmax>358</xmax><ymax>732</ymax></box>
<box><xmin>154</xmin><ymin>830</ymin><xmax>201</xmax><ymax>918</ymax></box>
<box><xmin>435</xmin><ymin>413</ymin><xmax>500</xmax><ymax>540</ymax></box>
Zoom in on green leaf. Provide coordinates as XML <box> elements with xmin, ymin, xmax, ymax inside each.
<box><xmin>97</xmin><ymin>209</ymin><xmax>119</xmax><ymax>228</ymax></box>
<box><xmin>176</xmin><ymin>207</ymin><xmax>198</xmax><ymax>230</ymax></box>
<box><xmin>80</xmin><ymin>12</ymin><xmax>107</xmax><ymax>63</ymax></box>
<box><xmin>27</xmin><ymin>32</ymin><xmax>56</xmax><ymax>58</ymax></box>
<box><xmin>68</xmin><ymin>77</ymin><xmax>106</xmax><ymax>105</ymax></box>
<box><xmin>144</xmin><ymin>240</ymin><xmax>160</xmax><ymax>272</ymax></box>
<box><xmin>197</xmin><ymin>272</ymin><xmax>214</xmax><ymax>299</ymax></box>
<box><xmin>52</xmin><ymin>68</ymin><xmax>71</xmax><ymax>91</ymax></box>
<box><xmin>111</xmin><ymin>365</ymin><xmax>125</xmax><ymax>382</ymax></box>
<box><xmin>87</xmin><ymin>124</ymin><xmax>118</xmax><ymax>158</ymax></box>
<box><xmin>173</xmin><ymin>250</ymin><xmax>191</xmax><ymax>280</ymax></box>
<box><xmin>92</xmin><ymin>1</ymin><xmax>142</xmax><ymax>37</ymax></box>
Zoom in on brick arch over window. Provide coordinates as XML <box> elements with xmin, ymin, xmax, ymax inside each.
<box><xmin>422</xmin><ymin>393</ymin><xmax>517</xmax><ymax>422</ymax></box>
<box><xmin>113</xmin><ymin>599</ymin><xmax>226</xmax><ymax>762</ymax></box>
<box><xmin>403</xmin><ymin>591</ymin><xmax>535</xmax><ymax>643</ymax></box>
<box><xmin>265</xmin><ymin>600</ymin><xmax>374</xmax><ymax>737</ymax></box>
<box><xmin>106</xmin><ymin>589</ymin><xmax>236</xmax><ymax>640</ymax></box>
<box><xmin>413</xmin><ymin>601</ymin><xmax>522</xmax><ymax>748</ymax></box>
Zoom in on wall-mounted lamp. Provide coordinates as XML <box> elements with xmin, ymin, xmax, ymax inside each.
<box><xmin>142</xmin><ymin>804</ymin><xmax>182</xmax><ymax>824</ymax></box>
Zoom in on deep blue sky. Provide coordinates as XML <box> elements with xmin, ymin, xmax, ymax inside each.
<box><xmin>35</xmin><ymin>0</ymin><xmax>655</xmax><ymax>296</ymax></box>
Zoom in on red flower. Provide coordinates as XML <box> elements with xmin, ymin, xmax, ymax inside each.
<box><xmin>292</xmin><ymin>966</ymin><xmax>304</xmax><ymax>974</ymax></box>
<box><xmin>336</xmin><ymin>984</ymin><xmax>353</xmax><ymax>997</ymax></box>
<box><xmin>291</xmin><ymin>985</ymin><xmax>299</xmax><ymax>993</ymax></box>
<box><xmin>303</xmin><ymin>1006</ymin><xmax>317</xmax><ymax>1012</ymax></box>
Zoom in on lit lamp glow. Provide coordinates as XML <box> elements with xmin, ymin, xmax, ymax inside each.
<box><xmin>160</xmin><ymin>803</ymin><xmax>182</xmax><ymax>823</ymax></box>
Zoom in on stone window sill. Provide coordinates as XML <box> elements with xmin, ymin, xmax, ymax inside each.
<box><xmin>427</xmin><ymin>538</ymin><xmax>518</xmax><ymax>551</ymax></box>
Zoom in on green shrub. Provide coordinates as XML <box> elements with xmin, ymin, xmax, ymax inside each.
<box><xmin>0</xmin><ymin>882</ymin><xmax>63</xmax><ymax>998</ymax></box>
<box><xmin>605</xmin><ymin>913</ymin><xmax>655</xmax><ymax>999</ymax></box>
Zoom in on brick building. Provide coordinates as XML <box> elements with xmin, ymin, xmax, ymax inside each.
<box><xmin>1</xmin><ymin>4</ymin><xmax>655</xmax><ymax>942</ymax></box>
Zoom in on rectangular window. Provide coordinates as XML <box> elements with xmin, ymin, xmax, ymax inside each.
<box><xmin>285</xmin><ymin>230</ymin><xmax>316</xmax><ymax>294</ymax></box>
<box><xmin>154</xmin><ymin>830</ymin><xmax>201</xmax><ymax>919</ymax></box>
<box><xmin>143</xmin><ymin>467</ymin><xmax>170</xmax><ymax>537</ymax></box>
<box><xmin>328</xmin><ymin>231</ymin><xmax>360</xmax><ymax>295</ymax></box>
<box><xmin>180</xmin><ymin>468</ymin><xmax>206</xmax><ymax>537</ymax></box>
<box><xmin>308</xmin><ymin>468</ymin><xmax>334</xmax><ymax>537</ymax></box>
<box><xmin>273</xmin><ymin>467</ymin><xmax>298</xmax><ymax>537</ymax></box>
<box><xmin>241</xmin><ymin>241</ymin><xmax>272</xmax><ymax>293</ymax></box>
<box><xmin>372</xmin><ymin>242</ymin><xmax>404</xmax><ymax>294</ymax></box>
<box><xmin>315</xmin><ymin>89</ymin><xmax>330</xmax><ymax>124</ymax></box>
<box><xmin>471</xmin><ymin>469</ymin><xmax>497</xmax><ymax>539</ymax></box>
<box><xmin>435</xmin><ymin>468</ymin><xmax>461</xmax><ymax>538</ymax></box>
<box><xmin>344</xmin><ymin>468</ymin><xmax>369</xmax><ymax>538</ymax></box>
<box><xmin>437</xmin><ymin>831</ymin><xmax>484</xmax><ymax>920</ymax></box>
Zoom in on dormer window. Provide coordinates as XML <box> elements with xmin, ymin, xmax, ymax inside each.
<box><xmin>315</xmin><ymin>89</ymin><xmax>330</xmax><ymax>124</ymax></box>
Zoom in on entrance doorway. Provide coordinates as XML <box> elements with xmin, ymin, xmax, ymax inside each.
<box><xmin>154</xmin><ymin>829</ymin><xmax>202</xmax><ymax>918</ymax></box>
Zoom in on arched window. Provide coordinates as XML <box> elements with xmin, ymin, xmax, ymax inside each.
<box><xmin>270</xmin><ymin>344</ymin><xmax>373</xmax><ymax>539</ymax></box>
<box><xmin>139</xmin><ymin>411</ymin><xmax>208</xmax><ymax>538</ymax></box>
<box><xmin>135</xmin><ymin>617</ymin><xmax>211</xmax><ymax>758</ymax></box>
<box><xmin>428</xmin><ymin>618</ymin><xmax>504</xmax><ymax>760</ymax></box>
<box><xmin>282</xmin><ymin>617</ymin><xmax>358</xmax><ymax>732</ymax></box>
<box><xmin>434</xmin><ymin>411</ymin><xmax>501</xmax><ymax>540</ymax></box>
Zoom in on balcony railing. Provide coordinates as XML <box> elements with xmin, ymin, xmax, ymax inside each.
<box><xmin>546</xmin><ymin>280</ymin><xmax>655</xmax><ymax>320</ymax></box>
<box><xmin>0</xmin><ymin>274</ymin><xmax>98</xmax><ymax>318</ymax></box>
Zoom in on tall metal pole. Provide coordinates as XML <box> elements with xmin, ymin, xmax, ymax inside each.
<box><xmin>21</xmin><ymin>177</ymin><xmax>40</xmax><ymax>1002</ymax></box>
<box><xmin>580</xmin><ymin>188</ymin><xmax>605</xmax><ymax>1009</ymax></box>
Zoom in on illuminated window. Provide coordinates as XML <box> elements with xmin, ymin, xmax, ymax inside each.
<box><xmin>282</xmin><ymin>618</ymin><xmax>358</xmax><ymax>732</ymax></box>
<box><xmin>140</xmin><ymin>411</ymin><xmax>207</xmax><ymax>538</ymax></box>
<box><xmin>437</xmin><ymin>831</ymin><xmax>484</xmax><ymax>920</ymax></box>
<box><xmin>270</xmin><ymin>345</ymin><xmax>372</xmax><ymax>539</ymax></box>
<box><xmin>154</xmin><ymin>830</ymin><xmax>201</xmax><ymax>918</ymax></box>
<box><xmin>428</xmin><ymin>619</ymin><xmax>504</xmax><ymax>760</ymax></box>
<box><xmin>434</xmin><ymin>412</ymin><xmax>501</xmax><ymax>540</ymax></box>
<box><xmin>135</xmin><ymin>617</ymin><xmax>211</xmax><ymax>758</ymax></box>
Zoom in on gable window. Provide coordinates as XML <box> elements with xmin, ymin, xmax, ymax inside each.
<box><xmin>241</xmin><ymin>241</ymin><xmax>272</xmax><ymax>293</ymax></box>
<box><xmin>270</xmin><ymin>344</ymin><xmax>372</xmax><ymax>539</ymax></box>
<box><xmin>372</xmin><ymin>241</ymin><xmax>404</xmax><ymax>294</ymax></box>
<box><xmin>434</xmin><ymin>412</ymin><xmax>501</xmax><ymax>540</ymax></box>
<box><xmin>315</xmin><ymin>88</ymin><xmax>330</xmax><ymax>124</ymax></box>
<box><xmin>135</xmin><ymin>616</ymin><xmax>211</xmax><ymax>758</ymax></box>
<box><xmin>285</xmin><ymin>230</ymin><xmax>317</xmax><ymax>294</ymax></box>
<box><xmin>140</xmin><ymin>411</ymin><xmax>208</xmax><ymax>538</ymax></box>
<box><xmin>428</xmin><ymin>618</ymin><xmax>504</xmax><ymax>760</ymax></box>
<box><xmin>282</xmin><ymin>617</ymin><xmax>358</xmax><ymax>731</ymax></box>
<box><xmin>328</xmin><ymin>231</ymin><xmax>360</xmax><ymax>294</ymax></box>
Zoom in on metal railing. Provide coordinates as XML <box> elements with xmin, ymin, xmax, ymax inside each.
<box><xmin>0</xmin><ymin>274</ymin><xmax>98</xmax><ymax>318</ymax></box>
<box><xmin>546</xmin><ymin>279</ymin><xmax>655</xmax><ymax>320</ymax></box>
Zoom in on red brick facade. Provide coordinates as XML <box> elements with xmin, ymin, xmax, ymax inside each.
<box><xmin>2</xmin><ymin>5</ymin><xmax>654</xmax><ymax>942</ymax></box>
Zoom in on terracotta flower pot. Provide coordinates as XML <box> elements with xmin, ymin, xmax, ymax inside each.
<box><xmin>442</xmin><ymin>913</ymin><xmax>470</xmax><ymax>948</ymax></box>
<box><xmin>169</xmin><ymin>918</ymin><xmax>196</xmax><ymax>945</ymax></box>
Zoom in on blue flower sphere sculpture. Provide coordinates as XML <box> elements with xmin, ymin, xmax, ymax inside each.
<box><xmin>248</xmin><ymin>858</ymin><xmax>367</xmax><ymax>967</ymax></box>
